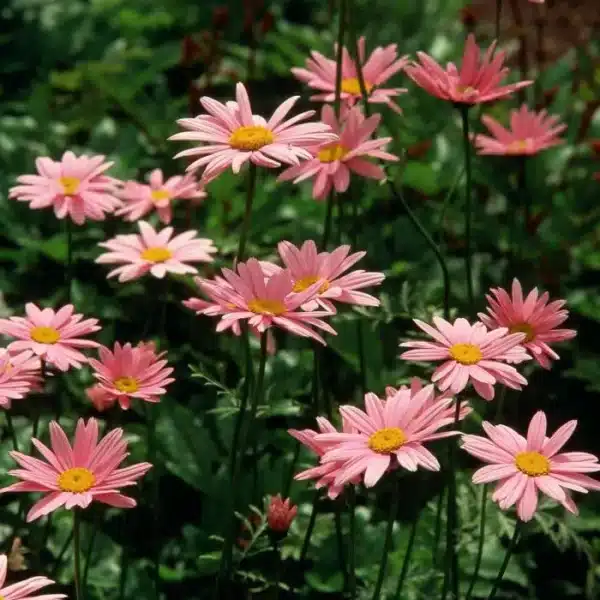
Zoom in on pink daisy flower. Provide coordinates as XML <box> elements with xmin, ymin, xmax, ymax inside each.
<box><xmin>478</xmin><ymin>279</ymin><xmax>576</xmax><ymax>369</ymax></box>
<box><xmin>0</xmin><ymin>554</ymin><xmax>65</xmax><ymax>600</ymax></box>
<box><xmin>0</xmin><ymin>418</ymin><xmax>152</xmax><ymax>522</ymax></box>
<box><xmin>195</xmin><ymin>258</ymin><xmax>336</xmax><ymax>345</ymax></box>
<box><xmin>88</xmin><ymin>342</ymin><xmax>174</xmax><ymax>410</ymax></box>
<box><xmin>116</xmin><ymin>168</ymin><xmax>206</xmax><ymax>224</ymax></box>
<box><xmin>314</xmin><ymin>384</ymin><xmax>464</xmax><ymax>488</ymax></box>
<box><xmin>405</xmin><ymin>34</ymin><xmax>532</xmax><ymax>105</ymax></box>
<box><xmin>278</xmin><ymin>105</ymin><xmax>399</xmax><ymax>200</ymax></box>
<box><xmin>261</xmin><ymin>240</ymin><xmax>385</xmax><ymax>311</ymax></box>
<box><xmin>292</xmin><ymin>36</ymin><xmax>409</xmax><ymax>113</ymax></box>
<box><xmin>0</xmin><ymin>304</ymin><xmax>101</xmax><ymax>372</ymax></box>
<box><xmin>86</xmin><ymin>384</ymin><xmax>117</xmax><ymax>412</ymax></box>
<box><xmin>400</xmin><ymin>316</ymin><xmax>530</xmax><ymax>401</ymax></box>
<box><xmin>0</xmin><ymin>350</ymin><xmax>41</xmax><ymax>408</ymax></box>
<box><xmin>474</xmin><ymin>105</ymin><xmax>566</xmax><ymax>156</ymax></box>
<box><xmin>461</xmin><ymin>411</ymin><xmax>600</xmax><ymax>522</ymax></box>
<box><xmin>9</xmin><ymin>151</ymin><xmax>121</xmax><ymax>225</ymax></box>
<box><xmin>96</xmin><ymin>220</ymin><xmax>217</xmax><ymax>282</ymax></box>
<box><xmin>170</xmin><ymin>82</ymin><xmax>337</xmax><ymax>184</ymax></box>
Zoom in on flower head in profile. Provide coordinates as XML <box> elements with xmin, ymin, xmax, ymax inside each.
<box><xmin>9</xmin><ymin>151</ymin><xmax>121</xmax><ymax>225</ymax></box>
<box><xmin>478</xmin><ymin>279</ymin><xmax>576</xmax><ymax>369</ymax></box>
<box><xmin>0</xmin><ymin>304</ymin><xmax>100</xmax><ymax>372</ymax></box>
<box><xmin>96</xmin><ymin>220</ymin><xmax>217</xmax><ymax>282</ymax></box>
<box><xmin>86</xmin><ymin>384</ymin><xmax>117</xmax><ymax>412</ymax></box>
<box><xmin>194</xmin><ymin>258</ymin><xmax>336</xmax><ymax>345</ymax></box>
<box><xmin>400</xmin><ymin>316</ymin><xmax>530</xmax><ymax>401</ymax></box>
<box><xmin>88</xmin><ymin>342</ymin><xmax>174</xmax><ymax>410</ymax></box>
<box><xmin>0</xmin><ymin>418</ymin><xmax>152</xmax><ymax>522</ymax></box>
<box><xmin>405</xmin><ymin>34</ymin><xmax>532</xmax><ymax>105</ymax></box>
<box><xmin>278</xmin><ymin>105</ymin><xmax>398</xmax><ymax>199</ymax></box>
<box><xmin>0</xmin><ymin>350</ymin><xmax>41</xmax><ymax>408</ymax></box>
<box><xmin>170</xmin><ymin>82</ymin><xmax>337</xmax><ymax>184</ymax></box>
<box><xmin>267</xmin><ymin>495</ymin><xmax>297</xmax><ymax>534</ymax></box>
<box><xmin>0</xmin><ymin>553</ymin><xmax>65</xmax><ymax>600</ymax></box>
<box><xmin>474</xmin><ymin>105</ymin><xmax>566</xmax><ymax>156</ymax></box>
<box><xmin>116</xmin><ymin>169</ymin><xmax>206</xmax><ymax>224</ymax></box>
<box><xmin>462</xmin><ymin>411</ymin><xmax>600</xmax><ymax>521</ymax></box>
<box><xmin>262</xmin><ymin>240</ymin><xmax>385</xmax><ymax>311</ymax></box>
<box><xmin>292</xmin><ymin>36</ymin><xmax>409</xmax><ymax>113</ymax></box>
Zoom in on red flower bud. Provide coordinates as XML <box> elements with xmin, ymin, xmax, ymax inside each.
<box><xmin>261</xmin><ymin>11</ymin><xmax>275</xmax><ymax>35</ymax></box>
<box><xmin>212</xmin><ymin>6</ymin><xmax>229</xmax><ymax>30</ymax></box>
<box><xmin>267</xmin><ymin>495</ymin><xmax>297</xmax><ymax>533</ymax></box>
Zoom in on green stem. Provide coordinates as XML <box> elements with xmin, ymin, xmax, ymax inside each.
<box><xmin>487</xmin><ymin>521</ymin><xmax>522</xmax><ymax>599</ymax></box>
<box><xmin>322</xmin><ymin>190</ymin><xmax>336</xmax><ymax>250</ymax></box>
<box><xmin>334</xmin><ymin>505</ymin><xmax>348</xmax><ymax>587</ymax></box>
<box><xmin>394</xmin><ymin>516</ymin><xmax>419</xmax><ymax>600</ymax></box>
<box><xmin>333</xmin><ymin>0</ymin><xmax>346</xmax><ymax>119</ymax></box>
<box><xmin>145</xmin><ymin>404</ymin><xmax>160</xmax><ymax>600</ymax></box>
<box><xmin>118</xmin><ymin>546</ymin><xmax>130</xmax><ymax>600</ymax></box>
<box><xmin>82</xmin><ymin>510</ymin><xmax>100</xmax><ymax>587</ymax></box>
<box><xmin>51</xmin><ymin>530</ymin><xmax>74</xmax><ymax>579</ymax></box>
<box><xmin>5</xmin><ymin>412</ymin><xmax>18</xmax><ymax>451</ymax></box>
<box><xmin>273</xmin><ymin>541</ymin><xmax>281</xmax><ymax>600</ymax></box>
<box><xmin>495</xmin><ymin>0</ymin><xmax>503</xmax><ymax>42</ymax></box>
<box><xmin>66</xmin><ymin>219</ymin><xmax>73</xmax><ymax>303</ymax></box>
<box><xmin>432</xmin><ymin>487</ymin><xmax>445</xmax><ymax>567</ymax></box>
<box><xmin>460</xmin><ymin>105</ymin><xmax>475</xmax><ymax>313</ymax></box>
<box><xmin>235</xmin><ymin>163</ymin><xmax>257</xmax><ymax>264</ymax></box>
<box><xmin>465</xmin><ymin>485</ymin><xmax>488</xmax><ymax>600</ymax></box>
<box><xmin>347</xmin><ymin>488</ymin><xmax>356</xmax><ymax>599</ymax></box>
<box><xmin>299</xmin><ymin>494</ymin><xmax>319</xmax><ymax>563</ymax></box>
<box><xmin>518</xmin><ymin>158</ymin><xmax>530</xmax><ymax>237</ymax></box>
<box><xmin>73</xmin><ymin>510</ymin><xmax>83</xmax><ymax>600</ymax></box>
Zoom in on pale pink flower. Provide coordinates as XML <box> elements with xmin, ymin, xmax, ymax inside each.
<box><xmin>405</xmin><ymin>34</ymin><xmax>532</xmax><ymax>105</ymax></box>
<box><xmin>88</xmin><ymin>342</ymin><xmax>174</xmax><ymax>410</ymax></box>
<box><xmin>9</xmin><ymin>151</ymin><xmax>121</xmax><ymax>225</ymax></box>
<box><xmin>0</xmin><ymin>350</ymin><xmax>41</xmax><ymax>408</ymax></box>
<box><xmin>193</xmin><ymin>258</ymin><xmax>336</xmax><ymax>345</ymax></box>
<box><xmin>474</xmin><ymin>105</ymin><xmax>566</xmax><ymax>156</ymax></box>
<box><xmin>0</xmin><ymin>418</ymin><xmax>152</xmax><ymax>522</ymax></box>
<box><xmin>461</xmin><ymin>411</ymin><xmax>600</xmax><ymax>521</ymax></box>
<box><xmin>116</xmin><ymin>169</ymin><xmax>206</xmax><ymax>224</ymax></box>
<box><xmin>478</xmin><ymin>279</ymin><xmax>576</xmax><ymax>369</ymax></box>
<box><xmin>0</xmin><ymin>553</ymin><xmax>65</xmax><ymax>600</ymax></box>
<box><xmin>170</xmin><ymin>82</ymin><xmax>337</xmax><ymax>184</ymax></box>
<box><xmin>261</xmin><ymin>240</ymin><xmax>385</xmax><ymax>311</ymax></box>
<box><xmin>314</xmin><ymin>385</ymin><xmax>463</xmax><ymax>488</ymax></box>
<box><xmin>292</xmin><ymin>36</ymin><xmax>409</xmax><ymax>113</ymax></box>
<box><xmin>96</xmin><ymin>220</ymin><xmax>217</xmax><ymax>282</ymax></box>
<box><xmin>400</xmin><ymin>316</ymin><xmax>530</xmax><ymax>401</ymax></box>
<box><xmin>267</xmin><ymin>495</ymin><xmax>297</xmax><ymax>533</ymax></box>
<box><xmin>278</xmin><ymin>105</ymin><xmax>398</xmax><ymax>199</ymax></box>
<box><xmin>86</xmin><ymin>384</ymin><xmax>117</xmax><ymax>412</ymax></box>
<box><xmin>0</xmin><ymin>304</ymin><xmax>100</xmax><ymax>372</ymax></box>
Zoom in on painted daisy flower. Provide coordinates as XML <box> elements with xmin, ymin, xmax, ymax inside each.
<box><xmin>478</xmin><ymin>278</ymin><xmax>576</xmax><ymax>369</ymax></box>
<box><xmin>196</xmin><ymin>258</ymin><xmax>336</xmax><ymax>345</ymax></box>
<box><xmin>96</xmin><ymin>220</ymin><xmax>217</xmax><ymax>282</ymax></box>
<box><xmin>292</xmin><ymin>36</ymin><xmax>409</xmax><ymax>113</ymax></box>
<box><xmin>0</xmin><ymin>554</ymin><xmax>65</xmax><ymax>600</ymax></box>
<box><xmin>405</xmin><ymin>34</ymin><xmax>532</xmax><ymax>105</ymax></box>
<box><xmin>88</xmin><ymin>342</ymin><xmax>174</xmax><ymax>410</ymax></box>
<box><xmin>0</xmin><ymin>304</ymin><xmax>101</xmax><ymax>372</ymax></box>
<box><xmin>461</xmin><ymin>411</ymin><xmax>600</xmax><ymax>521</ymax></box>
<box><xmin>400</xmin><ymin>316</ymin><xmax>530</xmax><ymax>401</ymax></box>
<box><xmin>170</xmin><ymin>82</ymin><xmax>337</xmax><ymax>184</ymax></box>
<box><xmin>0</xmin><ymin>350</ymin><xmax>41</xmax><ymax>408</ymax></box>
<box><xmin>314</xmin><ymin>384</ymin><xmax>463</xmax><ymax>488</ymax></box>
<box><xmin>9</xmin><ymin>151</ymin><xmax>121</xmax><ymax>225</ymax></box>
<box><xmin>278</xmin><ymin>105</ymin><xmax>399</xmax><ymax>199</ymax></box>
<box><xmin>0</xmin><ymin>418</ymin><xmax>152</xmax><ymax>522</ymax></box>
<box><xmin>86</xmin><ymin>384</ymin><xmax>116</xmax><ymax>412</ymax></box>
<box><xmin>116</xmin><ymin>168</ymin><xmax>206</xmax><ymax>224</ymax></box>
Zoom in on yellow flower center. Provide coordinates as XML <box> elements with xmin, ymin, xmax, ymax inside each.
<box><xmin>509</xmin><ymin>322</ymin><xmax>535</xmax><ymax>343</ymax></box>
<box><xmin>449</xmin><ymin>343</ymin><xmax>483</xmax><ymax>365</ymax></box>
<box><xmin>248</xmin><ymin>298</ymin><xmax>286</xmax><ymax>316</ymax></box>
<box><xmin>292</xmin><ymin>275</ymin><xmax>330</xmax><ymax>293</ymax></box>
<box><xmin>317</xmin><ymin>143</ymin><xmax>350</xmax><ymax>163</ymax></box>
<box><xmin>30</xmin><ymin>326</ymin><xmax>60</xmax><ymax>344</ymax></box>
<box><xmin>114</xmin><ymin>376</ymin><xmax>139</xmax><ymax>393</ymax></box>
<box><xmin>506</xmin><ymin>139</ymin><xmax>529</xmax><ymax>154</ymax></box>
<box><xmin>60</xmin><ymin>176</ymin><xmax>80</xmax><ymax>196</ymax></box>
<box><xmin>341</xmin><ymin>77</ymin><xmax>373</xmax><ymax>96</ymax></box>
<box><xmin>229</xmin><ymin>125</ymin><xmax>275</xmax><ymax>151</ymax></box>
<box><xmin>150</xmin><ymin>189</ymin><xmax>171</xmax><ymax>203</ymax></box>
<box><xmin>456</xmin><ymin>85</ymin><xmax>477</xmax><ymax>96</ymax></box>
<box><xmin>368</xmin><ymin>427</ymin><xmax>407</xmax><ymax>454</ymax></box>
<box><xmin>515</xmin><ymin>451</ymin><xmax>550</xmax><ymax>477</ymax></box>
<box><xmin>141</xmin><ymin>247</ymin><xmax>172</xmax><ymax>262</ymax></box>
<box><xmin>57</xmin><ymin>467</ymin><xmax>96</xmax><ymax>493</ymax></box>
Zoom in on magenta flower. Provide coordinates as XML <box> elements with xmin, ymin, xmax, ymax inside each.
<box><xmin>0</xmin><ymin>350</ymin><xmax>41</xmax><ymax>408</ymax></box>
<box><xmin>116</xmin><ymin>169</ymin><xmax>205</xmax><ymax>224</ymax></box>
<box><xmin>170</xmin><ymin>82</ymin><xmax>337</xmax><ymax>184</ymax></box>
<box><xmin>88</xmin><ymin>342</ymin><xmax>174</xmax><ymax>410</ymax></box>
<box><xmin>9</xmin><ymin>151</ymin><xmax>121</xmax><ymax>225</ymax></box>
<box><xmin>292</xmin><ymin>36</ymin><xmax>408</xmax><ymax>113</ymax></box>
<box><xmin>0</xmin><ymin>418</ymin><xmax>152</xmax><ymax>522</ymax></box>
<box><xmin>474</xmin><ymin>105</ymin><xmax>566</xmax><ymax>156</ymax></box>
<box><xmin>462</xmin><ymin>412</ymin><xmax>600</xmax><ymax>521</ymax></box>
<box><xmin>0</xmin><ymin>554</ymin><xmax>65</xmax><ymax>600</ymax></box>
<box><xmin>400</xmin><ymin>316</ymin><xmax>530</xmax><ymax>401</ymax></box>
<box><xmin>196</xmin><ymin>258</ymin><xmax>336</xmax><ymax>345</ymax></box>
<box><xmin>0</xmin><ymin>304</ymin><xmax>100</xmax><ymax>372</ymax></box>
<box><xmin>278</xmin><ymin>105</ymin><xmax>398</xmax><ymax>199</ymax></box>
<box><xmin>405</xmin><ymin>34</ymin><xmax>532</xmax><ymax>105</ymax></box>
<box><xmin>478</xmin><ymin>279</ymin><xmax>576</xmax><ymax>369</ymax></box>
<box><xmin>96</xmin><ymin>220</ymin><xmax>217</xmax><ymax>282</ymax></box>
